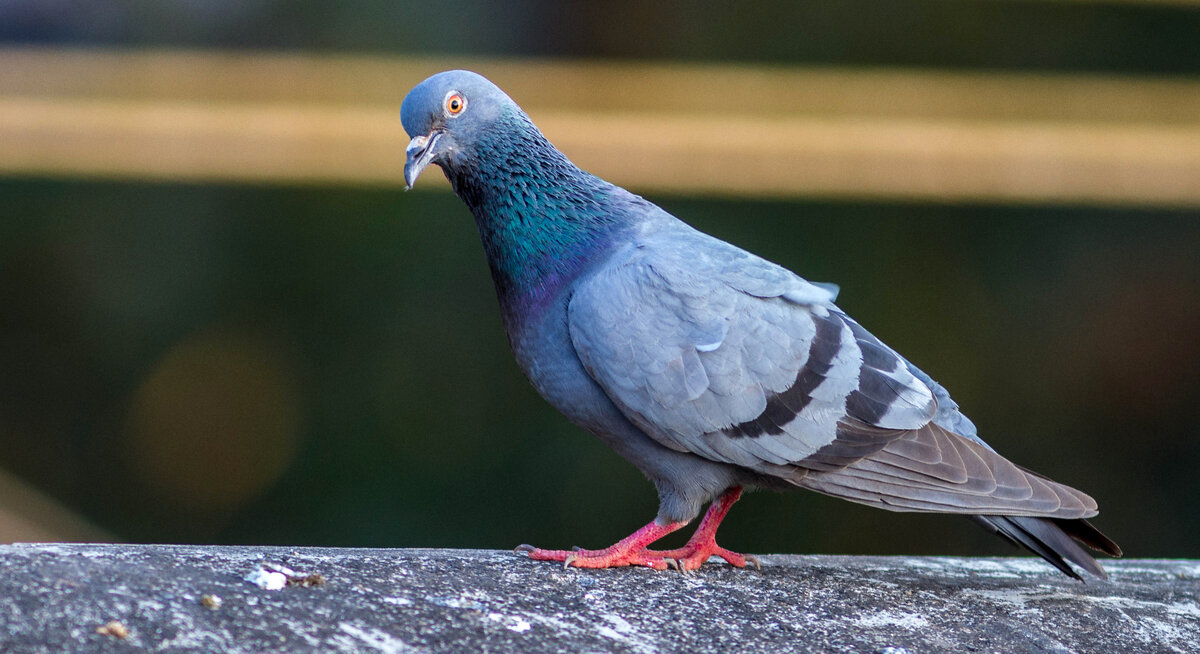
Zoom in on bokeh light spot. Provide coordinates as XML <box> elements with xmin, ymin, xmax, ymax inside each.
<box><xmin>124</xmin><ymin>326</ymin><xmax>304</xmax><ymax>512</ymax></box>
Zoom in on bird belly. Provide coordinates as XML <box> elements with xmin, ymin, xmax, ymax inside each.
<box><xmin>506</xmin><ymin>294</ymin><xmax>752</xmax><ymax>523</ymax></box>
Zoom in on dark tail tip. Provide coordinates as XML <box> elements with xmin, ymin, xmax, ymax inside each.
<box><xmin>1050</xmin><ymin>517</ymin><xmax>1123</xmax><ymax>558</ymax></box>
<box><xmin>972</xmin><ymin>515</ymin><xmax>1120</xmax><ymax>581</ymax></box>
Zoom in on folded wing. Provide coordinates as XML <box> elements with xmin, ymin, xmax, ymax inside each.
<box><xmin>568</xmin><ymin>227</ymin><xmax>1099</xmax><ymax>519</ymax></box>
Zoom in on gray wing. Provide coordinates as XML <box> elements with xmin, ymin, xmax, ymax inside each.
<box><xmin>568</xmin><ymin>226</ymin><xmax>1096</xmax><ymax>519</ymax></box>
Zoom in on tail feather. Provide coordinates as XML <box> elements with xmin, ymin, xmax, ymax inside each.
<box><xmin>1048</xmin><ymin>516</ymin><xmax>1123</xmax><ymax>557</ymax></box>
<box><xmin>972</xmin><ymin>515</ymin><xmax>1119</xmax><ymax>581</ymax></box>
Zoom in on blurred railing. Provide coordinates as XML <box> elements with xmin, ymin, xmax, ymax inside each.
<box><xmin>1</xmin><ymin>46</ymin><xmax>1199</xmax><ymax>205</ymax></box>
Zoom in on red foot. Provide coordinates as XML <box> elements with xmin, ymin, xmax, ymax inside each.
<box><xmin>516</xmin><ymin>520</ymin><xmax>685</xmax><ymax>570</ymax></box>
<box><xmin>656</xmin><ymin>486</ymin><xmax>759</xmax><ymax>571</ymax></box>
<box><xmin>515</xmin><ymin>487</ymin><xmax>758</xmax><ymax>572</ymax></box>
<box><xmin>654</xmin><ymin>542</ymin><xmax>757</xmax><ymax>571</ymax></box>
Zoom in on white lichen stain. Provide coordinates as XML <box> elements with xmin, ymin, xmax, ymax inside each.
<box><xmin>962</xmin><ymin>588</ymin><xmax>1040</xmax><ymax>610</ymax></box>
<box><xmin>964</xmin><ymin>588</ymin><xmax>1200</xmax><ymax>651</ymax></box>
<box><xmin>582</xmin><ymin>590</ymin><xmax>606</xmax><ymax>602</ymax></box>
<box><xmin>334</xmin><ymin>622</ymin><xmax>415</xmax><ymax>654</ymax></box>
<box><xmin>593</xmin><ymin>614</ymin><xmax>659</xmax><ymax>654</ymax></box>
<box><xmin>423</xmin><ymin>595</ymin><xmax>485</xmax><ymax>610</ymax></box>
<box><xmin>1082</xmin><ymin>596</ymin><xmax>1200</xmax><ymax>619</ymax></box>
<box><xmin>1085</xmin><ymin>599</ymin><xmax>1200</xmax><ymax>653</ymax></box>
<box><xmin>603</xmin><ymin>614</ymin><xmax>637</xmax><ymax>635</ymax></box>
<box><xmin>27</xmin><ymin>544</ymin><xmax>116</xmax><ymax>560</ymax></box>
<box><xmin>852</xmin><ymin>612</ymin><xmax>930</xmax><ymax>630</ymax></box>
<box><xmin>487</xmin><ymin>612</ymin><xmax>532</xmax><ymax>633</ymax></box>
<box><xmin>1105</xmin><ymin>561</ymin><xmax>1200</xmax><ymax>580</ymax></box>
<box><xmin>1137</xmin><ymin>617</ymin><xmax>1193</xmax><ymax>653</ymax></box>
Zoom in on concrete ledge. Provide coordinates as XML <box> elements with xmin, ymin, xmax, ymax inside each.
<box><xmin>1</xmin><ymin>544</ymin><xmax>1197</xmax><ymax>653</ymax></box>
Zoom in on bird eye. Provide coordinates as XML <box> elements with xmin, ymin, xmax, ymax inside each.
<box><xmin>444</xmin><ymin>92</ymin><xmax>466</xmax><ymax>116</ymax></box>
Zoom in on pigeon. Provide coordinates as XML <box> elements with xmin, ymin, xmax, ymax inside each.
<box><xmin>400</xmin><ymin>70</ymin><xmax>1121</xmax><ymax>579</ymax></box>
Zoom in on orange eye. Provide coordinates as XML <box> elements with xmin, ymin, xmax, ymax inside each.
<box><xmin>445</xmin><ymin>92</ymin><xmax>466</xmax><ymax>116</ymax></box>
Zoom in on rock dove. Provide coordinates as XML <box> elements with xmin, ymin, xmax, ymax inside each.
<box><xmin>400</xmin><ymin>70</ymin><xmax>1121</xmax><ymax>579</ymax></box>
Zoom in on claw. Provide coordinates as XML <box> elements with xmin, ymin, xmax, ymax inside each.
<box><xmin>515</xmin><ymin>544</ymin><xmax>535</xmax><ymax>555</ymax></box>
<box><xmin>563</xmin><ymin>553</ymin><xmax>578</xmax><ymax>569</ymax></box>
<box><xmin>643</xmin><ymin>557</ymin><xmax>670</xmax><ymax>571</ymax></box>
<box><xmin>745</xmin><ymin>554</ymin><xmax>761</xmax><ymax>571</ymax></box>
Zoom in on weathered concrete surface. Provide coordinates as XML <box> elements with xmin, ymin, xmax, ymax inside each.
<box><xmin>1</xmin><ymin>544</ymin><xmax>1197</xmax><ymax>653</ymax></box>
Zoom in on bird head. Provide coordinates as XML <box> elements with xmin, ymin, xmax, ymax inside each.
<box><xmin>400</xmin><ymin>70</ymin><xmax>516</xmax><ymax>190</ymax></box>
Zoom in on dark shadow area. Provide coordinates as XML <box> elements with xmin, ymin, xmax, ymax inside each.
<box><xmin>2</xmin><ymin>0</ymin><xmax>1199</xmax><ymax>74</ymax></box>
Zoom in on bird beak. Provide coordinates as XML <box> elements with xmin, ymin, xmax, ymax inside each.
<box><xmin>404</xmin><ymin>131</ymin><xmax>443</xmax><ymax>190</ymax></box>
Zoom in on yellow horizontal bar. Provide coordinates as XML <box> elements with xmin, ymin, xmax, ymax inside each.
<box><xmin>2</xmin><ymin>47</ymin><xmax>1199</xmax><ymax>206</ymax></box>
<box><xmin>5</xmin><ymin>47</ymin><xmax>1199</xmax><ymax>123</ymax></box>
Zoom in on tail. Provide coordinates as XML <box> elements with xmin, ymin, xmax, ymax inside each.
<box><xmin>971</xmin><ymin>515</ymin><xmax>1122</xmax><ymax>580</ymax></box>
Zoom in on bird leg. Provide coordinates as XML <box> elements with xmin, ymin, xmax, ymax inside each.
<box><xmin>654</xmin><ymin>486</ymin><xmax>759</xmax><ymax>571</ymax></box>
<box><xmin>516</xmin><ymin>486</ymin><xmax>757</xmax><ymax>571</ymax></box>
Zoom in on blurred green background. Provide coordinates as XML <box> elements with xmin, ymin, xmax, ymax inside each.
<box><xmin>2</xmin><ymin>1</ymin><xmax>1199</xmax><ymax>561</ymax></box>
